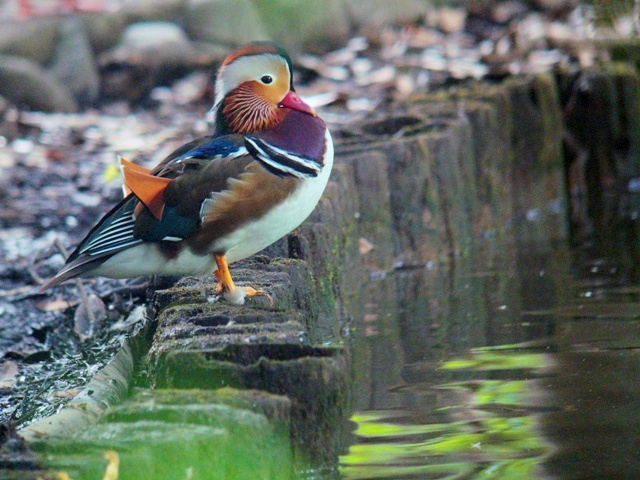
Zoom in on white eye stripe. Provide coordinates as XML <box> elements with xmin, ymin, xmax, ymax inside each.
<box><xmin>214</xmin><ymin>54</ymin><xmax>289</xmax><ymax>107</ymax></box>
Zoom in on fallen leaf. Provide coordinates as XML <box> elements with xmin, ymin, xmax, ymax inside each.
<box><xmin>75</xmin><ymin>294</ymin><xmax>107</xmax><ymax>341</ymax></box>
<box><xmin>0</xmin><ymin>361</ymin><xmax>18</xmax><ymax>388</ymax></box>
<box><xmin>364</xmin><ymin>313</ymin><xmax>379</xmax><ymax>322</ymax></box>
<box><xmin>51</xmin><ymin>388</ymin><xmax>81</xmax><ymax>400</ymax></box>
<box><xmin>359</xmin><ymin>238</ymin><xmax>375</xmax><ymax>254</ymax></box>
<box><xmin>36</xmin><ymin>297</ymin><xmax>75</xmax><ymax>312</ymax></box>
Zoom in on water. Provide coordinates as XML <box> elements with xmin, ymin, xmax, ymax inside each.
<box><xmin>341</xmin><ymin>236</ymin><xmax>640</xmax><ymax>479</ymax></box>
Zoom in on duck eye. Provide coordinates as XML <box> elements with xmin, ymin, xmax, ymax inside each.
<box><xmin>260</xmin><ymin>75</ymin><xmax>273</xmax><ymax>85</ymax></box>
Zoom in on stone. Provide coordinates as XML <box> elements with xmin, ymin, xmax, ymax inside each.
<box><xmin>560</xmin><ymin>66</ymin><xmax>640</xmax><ymax>244</ymax></box>
<box><xmin>338</xmin><ymin>148</ymin><xmax>396</xmax><ymax>270</ymax></box>
<box><xmin>110</xmin><ymin>387</ymin><xmax>292</xmax><ymax>426</ymax></box>
<box><xmin>49</xmin><ymin>17</ymin><xmax>101</xmax><ymax>107</ymax></box>
<box><xmin>98</xmin><ymin>21</ymin><xmax>212</xmax><ymax>102</ymax></box>
<box><xmin>185</xmin><ymin>0</ymin><xmax>271</xmax><ymax>46</ymax></box>
<box><xmin>0</xmin><ymin>17</ymin><xmax>60</xmax><ymax>65</ymax></box>
<box><xmin>505</xmin><ymin>74</ymin><xmax>566</xmax><ymax>242</ymax></box>
<box><xmin>32</xmin><ymin>393</ymin><xmax>294</xmax><ymax>480</ymax></box>
<box><xmin>147</xmin><ymin>257</ymin><xmax>320</xmax><ymax>368</ymax></box>
<box><xmin>153</xmin><ymin>344</ymin><xmax>349</xmax><ymax>467</ymax></box>
<box><xmin>120</xmin><ymin>0</ymin><xmax>189</xmax><ymax>22</ymax></box>
<box><xmin>0</xmin><ymin>55</ymin><xmax>77</xmax><ymax>112</ymax></box>
<box><xmin>80</xmin><ymin>10</ymin><xmax>130</xmax><ymax>54</ymax></box>
<box><xmin>145</xmin><ymin>255</ymin><xmax>350</xmax><ymax>468</ymax></box>
<box><xmin>346</xmin><ymin>0</ymin><xmax>429</xmax><ymax>28</ymax></box>
<box><xmin>104</xmin><ymin>21</ymin><xmax>197</xmax><ymax>65</ymax></box>
<box><xmin>253</xmin><ymin>0</ymin><xmax>350</xmax><ymax>53</ymax></box>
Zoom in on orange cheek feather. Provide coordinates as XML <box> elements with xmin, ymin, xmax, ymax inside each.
<box><xmin>256</xmin><ymin>64</ymin><xmax>290</xmax><ymax>104</ymax></box>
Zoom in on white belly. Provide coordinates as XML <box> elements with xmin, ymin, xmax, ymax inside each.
<box><xmin>93</xmin><ymin>131</ymin><xmax>334</xmax><ymax>278</ymax></box>
<box><xmin>221</xmin><ymin>131</ymin><xmax>334</xmax><ymax>263</ymax></box>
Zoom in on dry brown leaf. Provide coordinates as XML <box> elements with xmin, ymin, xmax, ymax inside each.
<box><xmin>51</xmin><ymin>387</ymin><xmax>81</xmax><ymax>400</ymax></box>
<box><xmin>359</xmin><ymin>238</ymin><xmax>375</xmax><ymax>255</ymax></box>
<box><xmin>74</xmin><ymin>294</ymin><xmax>107</xmax><ymax>341</ymax></box>
<box><xmin>0</xmin><ymin>360</ymin><xmax>18</xmax><ymax>388</ymax></box>
<box><xmin>36</xmin><ymin>297</ymin><xmax>75</xmax><ymax>312</ymax></box>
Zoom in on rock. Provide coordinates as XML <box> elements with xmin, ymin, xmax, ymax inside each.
<box><xmin>505</xmin><ymin>74</ymin><xmax>566</xmax><ymax>242</ymax></box>
<box><xmin>531</xmin><ymin>0</ymin><xmax>578</xmax><ymax>11</ymax></box>
<box><xmin>0</xmin><ymin>17</ymin><xmax>60</xmax><ymax>65</ymax></box>
<box><xmin>333</xmin><ymin>73</ymin><xmax>568</xmax><ymax>264</ymax></box>
<box><xmin>0</xmin><ymin>422</ymin><xmax>41</xmax><ymax>477</ymax></box>
<box><xmin>185</xmin><ymin>0</ymin><xmax>271</xmax><ymax>46</ymax></box>
<box><xmin>291</xmin><ymin>163</ymin><xmax>361</xmax><ymax>337</ymax></box>
<box><xmin>560</xmin><ymin>66</ymin><xmax>640</xmax><ymax>243</ymax></box>
<box><xmin>147</xmin><ymin>257</ymin><xmax>319</xmax><ymax>365</ymax></box>
<box><xmin>336</xmin><ymin>114</ymin><xmax>456</xmax><ymax>265</ymax></box>
<box><xmin>80</xmin><ymin>10</ymin><xmax>130</xmax><ymax>54</ymax></box>
<box><xmin>120</xmin><ymin>0</ymin><xmax>189</xmax><ymax>22</ymax></box>
<box><xmin>0</xmin><ymin>55</ymin><xmax>78</xmax><ymax>112</ymax></box>
<box><xmin>105</xmin><ymin>21</ymin><xmax>197</xmax><ymax>64</ymax></box>
<box><xmin>337</xmin><ymin>149</ymin><xmax>396</xmax><ymax>271</ymax></box>
<box><xmin>146</xmin><ymin>255</ymin><xmax>350</xmax><ymax>468</ymax></box>
<box><xmin>99</xmin><ymin>21</ymin><xmax>212</xmax><ymax>102</ymax></box>
<box><xmin>153</xmin><ymin>344</ymin><xmax>349</xmax><ymax>468</ymax></box>
<box><xmin>346</xmin><ymin>0</ymin><xmax>429</xmax><ymax>28</ymax></box>
<box><xmin>49</xmin><ymin>17</ymin><xmax>101</xmax><ymax>107</ymax></box>
<box><xmin>0</xmin><ymin>95</ymin><xmax>19</xmax><ymax>141</ymax></box>
<box><xmin>254</xmin><ymin>0</ymin><xmax>350</xmax><ymax>53</ymax></box>
<box><xmin>108</xmin><ymin>387</ymin><xmax>292</xmax><ymax>426</ymax></box>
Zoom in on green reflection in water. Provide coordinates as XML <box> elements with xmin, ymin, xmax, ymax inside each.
<box><xmin>31</xmin><ymin>394</ymin><xmax>295</xmax><ymax>480</ymax></box>
<box><xmin>340</xmin><ymin>345</ymin><xmax>552</xmax><ymax>480</ymax></box>
<box><xmin>440</xmin><ymin>350</ymin><xmax>550</xmax><ymax>371</ymax></box>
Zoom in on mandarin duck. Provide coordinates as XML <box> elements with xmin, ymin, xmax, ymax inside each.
<box><xmin>41</xmin><ymin>41</ymin><xmax>334</xmax><ymax>304</ymax></box>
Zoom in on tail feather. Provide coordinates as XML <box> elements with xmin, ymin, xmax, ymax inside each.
<box><xmin>39</xmin><ymin>256</ymin><xmax>108</xmax><ymax>291</ymax></box>
<box><xmin>40</xmin><ymin>195</ymin><xmax>142</xmax><ymax>290</ymax></box>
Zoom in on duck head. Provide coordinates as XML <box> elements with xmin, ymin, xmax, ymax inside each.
<box><xmin>211</xmin><ymin>41</ymin><xmax>316</xmax><ymax>135</ymax></box>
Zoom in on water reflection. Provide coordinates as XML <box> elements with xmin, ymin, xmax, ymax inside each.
<box><xmin>342</xmin><ymin>238</ymin><xmax>640</xmax><ymax>479</ymax></box>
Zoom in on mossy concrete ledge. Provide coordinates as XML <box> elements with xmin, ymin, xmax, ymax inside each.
<box><xmin>147</xmin><ymin>256</ymin><xmax>351</xmax><ymax>468</ymax></box>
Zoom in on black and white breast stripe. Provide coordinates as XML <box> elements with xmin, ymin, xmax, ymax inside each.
<box><xmin>245</xmin><ymin>137</ymin><xmax>321</xmax><ymax>178</ymax></box>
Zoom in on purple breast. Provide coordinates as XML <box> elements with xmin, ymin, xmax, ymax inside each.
<box><xmin>256</xmin><ymin>111</ymin><xmax>327</xmax><ymax>162</ymax></box>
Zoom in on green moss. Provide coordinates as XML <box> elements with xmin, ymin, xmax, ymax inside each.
<box><xmin>532</xmin><ymin>72</ymin><xmax>563</xmax><ymax>169</ymax></box>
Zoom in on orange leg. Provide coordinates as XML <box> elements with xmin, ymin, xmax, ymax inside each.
<box><xmin>214</xmin><ymin>254</ymin><xmax>267</xmax><ymax>305</ymax></box>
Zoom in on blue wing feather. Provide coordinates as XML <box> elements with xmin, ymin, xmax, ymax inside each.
<box><xmin>181</xmin><ymin>136</ymin><xmax>246</xmax><ymax>161</ymax></box>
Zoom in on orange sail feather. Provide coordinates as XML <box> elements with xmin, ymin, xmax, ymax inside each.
<box><xmin>119</xmin><ymin>157</ymin><xmax>170</xmax><ymax>220</ymax></box>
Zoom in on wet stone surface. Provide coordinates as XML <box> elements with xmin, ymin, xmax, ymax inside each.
<box><xmin>143</xmin><ymin>242</ymin><xmax>351</xmax><ymax>469</ymax></box>
<box><xmin>153</xmin><ymin>344</ymin><xmax>349</xmax><ymax>469</ymax></box>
